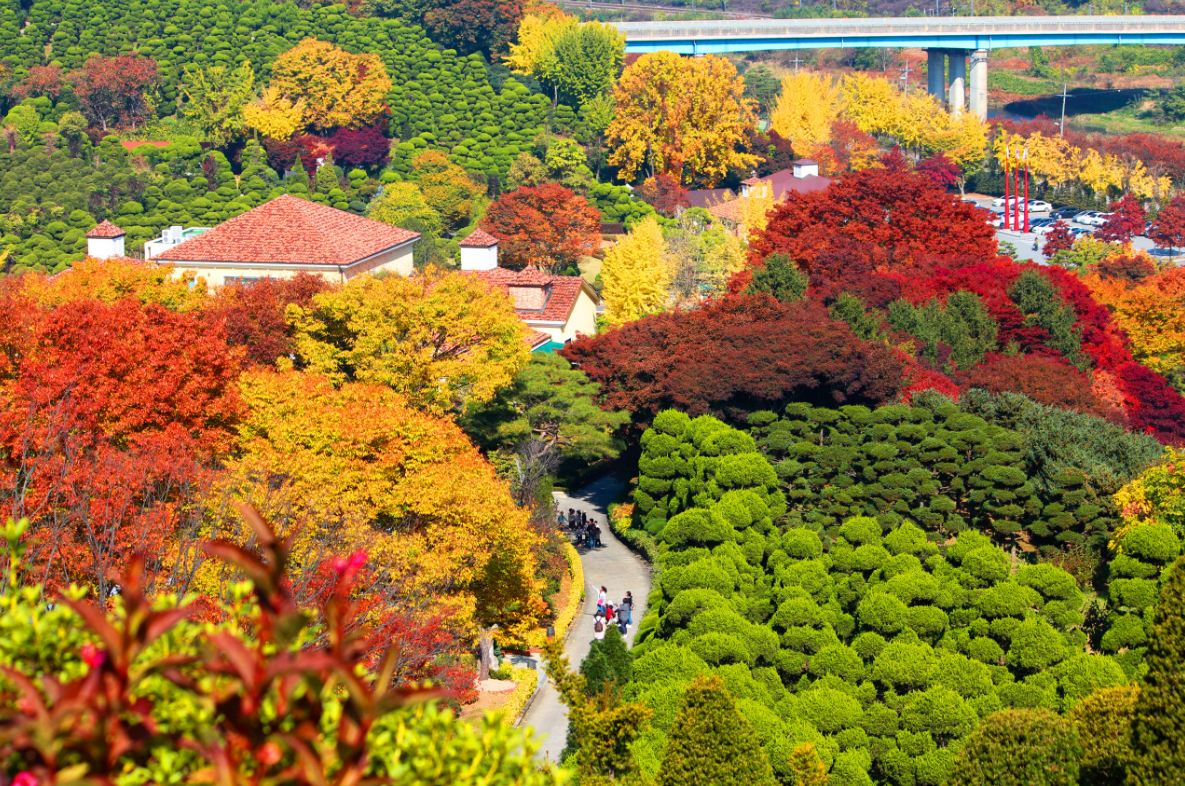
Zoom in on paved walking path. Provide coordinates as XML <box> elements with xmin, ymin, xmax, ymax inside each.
<box><xmin>520</xmin><ymin>473</ymin><xmax>653</xmax><ymax>762</ymax></box>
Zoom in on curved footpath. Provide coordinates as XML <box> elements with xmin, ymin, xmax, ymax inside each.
<box><xmin>520</xmin><ymin>473</ymin><xmax>653</xmax><ymax>762</ymax></box>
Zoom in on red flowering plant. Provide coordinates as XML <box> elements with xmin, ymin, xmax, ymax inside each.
<box><xmin>0</xmin><ymin>506</ymin><xmax>443</xmax><ymax>785</ymax></box>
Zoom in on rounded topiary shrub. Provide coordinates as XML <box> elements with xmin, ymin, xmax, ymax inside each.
<box><xmin>948</xmin><ymin>708</ymin><xmax>1081</xmax><ymax>786</ymax></box>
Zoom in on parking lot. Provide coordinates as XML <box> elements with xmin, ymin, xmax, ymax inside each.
<box><xmin>960</xmin><ymin>194</ymin><xmax>1167</xmax><ymax>265</ymax></box>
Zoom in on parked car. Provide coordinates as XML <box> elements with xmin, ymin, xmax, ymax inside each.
<box><xmin>988</xmin><ymin>211</ymin><xmax>1005</xmax><ymax>228</ymax></box>
<box><xmin>1026</xmin><ymin>200</ymin><xmax>1053</xmax><ymax>213</ymax></box>
<box><xmin>1078</xmin><ymin>212</ymin><xmax>1113</xmax><ymax>227</ymax></box>
<box><xmin>1050</xmin><ymin>207</ymin><xmax>1083</xmax><ymax>220</ymax></box>
<box><xmin>991</xmin><ymin>196</ymin><xmax>1023</xmax><ymax>208</ymax></box>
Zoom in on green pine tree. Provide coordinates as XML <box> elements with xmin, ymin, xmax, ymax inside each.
<box><xmin>580</xmin><ymin>643</ymin><xmax>611</xmax><ymax>696</ymax></box>
<box><xmin>1128</xmin><ymin>556</ymin><xmax>1185</xmax><ymax>786</ymax></box>
<box><xmin>600</xmin><ymin>624</ymin><xmax>633</xmax><ymax>684</ymax></box>
<box><xmin>745</xmin><ymin>253</ymin><xmax>807</xmax><ymax>303</ymax></box>
<box><xmin>316</xmin><ymin>151</ymin><xmax>339</xmax><ymax>194</ymax></box>
<box><xmin>830</xmin><ymin>291</ymin><xmax>885</xmax><ymax>342</ymax></box>
<box><xmin>655</xmin><ymin>674</ymin><xmax>777</xmax><ymax>786</ymax></box>
<box><xmin>287</xmin><ymin>154</ymin><xmax>310</xmax><ymax>193</ymax></box>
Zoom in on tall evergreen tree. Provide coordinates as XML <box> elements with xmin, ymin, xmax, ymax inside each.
<box><xmin>745</xmin><ymin>253</ymin><xmax>807</xmax><ymax>303</ymax></box>
<box><xmin>1129</xmin><ymin>556</ymin><xmax>1185</xmax><ymax>786</ymax></box>
<box><xmin>655</xmin><ymin>674</ymin><xmax>777</xmax><ymax>786</ymax></box>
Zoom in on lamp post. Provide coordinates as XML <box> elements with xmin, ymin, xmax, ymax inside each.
<box><xmin>1003</xmin><ymin>143</ymin><xmax>1012</xmax><ymax>231</ymax></box>
<box><xmin>1023</xmin><ymin>146</ymin><xmax>1030</xmax><ymax>234</ymax></box>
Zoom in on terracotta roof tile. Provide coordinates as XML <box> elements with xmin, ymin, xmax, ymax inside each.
<box><xmin>154</xmin><ymin>195</ymin><xmax>419</xmax><ymax>267</ymax></box>
<box><xmin>472</xmin><ymin>267</ymin><xmax>596</xmax><ymax>325</ymax></box>
<box><xmin>708</xmin><ymin>199</ymin><xmax>745</xmax><ymax>223</ymax></box>
<box><xmin>86</xmin><ymin>220</ymin><xmax>126</xmax><ymax>238</ymax></box>
<box><xmin>525</xmin><ymin>329</ymin><xmax>552</xmax><ymax>349</ymax></box>
<box><xmin>460</xmin><ymin>228</ymin><xmax>500</xmax><ymax>248</ymax></box>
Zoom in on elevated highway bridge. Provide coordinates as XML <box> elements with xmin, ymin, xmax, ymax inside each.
<box><xmin>612</xmin><ymin>16</ymin><xmax>1185</xmax><ymax>118</ymax></box>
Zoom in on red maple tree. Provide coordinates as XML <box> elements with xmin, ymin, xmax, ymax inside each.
<box><xmin>0</xmin><ymin>295</ymin><xmax>243</xmax><ymax>594</ymax></box>
<box><xmin>955</xmin><ymin>353</ymin><xmax>1121</xmax><ymax>423</ymax></box>
<box><xmin>70</xmin><ymin>55</ymin><xmax>158</xmax><ymax>131</ymax></box>
<box><xmin>1095</xmin><ymin>194</ymin><xmax>1147</xmax><ymax>244</ymax></box>
<box><xmin>560</xmin><ymin>295</ymin><xmax>903</xmax><ymax>432</ymax></box>
<box><xmin>480</xmin><ymin>183</ymin><xmax>602</xmax><ymax>272</ymax></box>
<box><xmin>1149</xmin><ymin>194</ymin><xmax>1185</xmax><ymax>253</ymax></box>
<box><xmin>202</xmin><ymin>273</ymin><xmax>331</xmax><ymax>367</ymax></box>
<box><xmin>13</xmin><ymin>64</ymin><xmax>63</xmax><ymax>100</ymax></box>
<box><xmin>329</xmin><ymin>124</ymin><xmax>391</xmax><ymax>170</ymax></box>
<box><xmin>637</xmin><ymin>173</ymin><xmax>690</xmax><ymax>218</ymax></box>
<box><xmin>1042</xmin><ymin>221</ymin><xmax>1076</xmax><ymax>257</ymax></box>
<box><xmin>746</xmin><ymin>165</ymin><xmax>997</xmax><ymax>274</ymax></box>
<box><xmin>916</xmin><ymin>153</ymin><xmax>960</xmax><ymax>189</ymax></box>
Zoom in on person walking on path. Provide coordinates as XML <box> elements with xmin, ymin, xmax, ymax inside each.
<box><xmin>622</xmin><ymin>591</ymin><xmax>633</xmax><ymax>625</ymax></box>
<box><xmin>596</xmin><ymin>585</ymin><xmax>607</xmax><ymax>614</ymax></box>
<box><xmin>521</xmin><ymin>474</ymin><xmax>652</xmax><ymax>763</ymax></box>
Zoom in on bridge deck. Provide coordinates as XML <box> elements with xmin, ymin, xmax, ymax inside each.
<box><xmin>615</xmin><ymin>15</ymin><xmax>1185</xmax><ymax>53</ymax></box>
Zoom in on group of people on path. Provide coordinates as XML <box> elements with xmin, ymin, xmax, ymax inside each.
<box><xmin>559</xmin><ymin>507</ymin><xmax>602</xmax><ymax>549</ymax></box>
<box><xmin>592</xmin><ymin>585</ymin><xmax>632</xmax><ymax>641</ymax></box>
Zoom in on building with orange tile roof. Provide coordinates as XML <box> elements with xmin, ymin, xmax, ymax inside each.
<box><xmin>459</xmin><ymin>229</ymin><xmax>599</xmax><ymax>347</ymax></box>
<box><xmin>147</xmin><ymin>195</ymin><xmax>419</xmax><ymax>286</ymax></box>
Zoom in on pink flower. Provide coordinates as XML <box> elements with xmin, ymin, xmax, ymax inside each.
<box><xmin>332</xmin><ymin>556</ymin><xmax>350</xmax><ymax>574</ymax></box>
<box><xmin>348</xmin><ymin>550</ymin><xmax>368</xmax><ymax>570</ymax></box>
<box><xmin>13</xmin><ymin>771</ymin><xmax>38</xmax><ymax>786</ymax></box>
<box><xmin>80</xmin><ymin>642</ymin><xmax>106</xmax><ymax>669</ymax></box>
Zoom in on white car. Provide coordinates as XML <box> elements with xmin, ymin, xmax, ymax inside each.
<box><xmin>991</xmin><ymin>196</ymin><xmax>1024</xmax><ymax>208</ymax></box>
<box><xmin>1078</xmin><ymin>212</ymin><xmax>1113</xmax><ymax>227</ymax></box>
<box><xmin>1027</xmin><ymin>200</ymin><xmax>1053</xmax><ymax>213</ymax></box>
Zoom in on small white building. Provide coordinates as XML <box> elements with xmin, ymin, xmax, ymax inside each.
<box><xmin>86</xmin><ymin>220</ymin><xmax>126</xmax><ymax>259</ymax></box>
<box><xmin>461</xmin><ymin>229</ymin><xmax>600</xmax><ymax>349</ymax></box>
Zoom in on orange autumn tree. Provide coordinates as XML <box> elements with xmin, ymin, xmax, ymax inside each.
<box><xmin>17</xmin><ymin>255</ymin><xmax>208</xmax><ymax>311</ymax></box>
<box><xmin>607</xmin><ymin>51</ymin><xmax>759</xmax><ymax>187</ymax></box>
<box><xmin>222</xmin><ymin>369</ymin><xmax>546</xmax><ymax>642</ymax></box>
<box><xmin>1087</xmin><ymin>265</ymin><xmax>1185</xmax><ymax>380</ymax></box>
<box><xmin>291</xmin><ymin>266</ymin><xmax>529</xmax><ymax>415</ymax></box>
<box><xmin>0</xmin><ymin>293</ymin><xmax>243</xmax><ymax>598</ymax></box>
<box><xmin>269</xmin><ymin>38</ymin><xmax>391</xmax><ymax>132</ymax></box>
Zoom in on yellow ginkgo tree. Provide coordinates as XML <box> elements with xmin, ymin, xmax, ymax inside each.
<box><xmin>601</xmin><ymin>215</ymin><xmax>669</xmax><ymax>325</ymax></box>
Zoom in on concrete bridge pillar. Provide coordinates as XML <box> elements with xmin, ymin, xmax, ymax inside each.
<box><xmin>969</xmin><ymin>49</ymin><xmax>989</xmax><ymax>120</ymax></box>
<box><xmin>947</xmin><ymin>50</ymin><xmax>966</xmax><ymax>117</ymax></box>
<box><xmin>927</xmin><ymin>49</ymin><xmax>945</xmax><ymax>98</ymax></box>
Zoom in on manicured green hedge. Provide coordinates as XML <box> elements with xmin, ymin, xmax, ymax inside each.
<box><xmin>611</xmin><ymin>407</ymin><xmax>1179</xmax><ymax>786</ymax></box>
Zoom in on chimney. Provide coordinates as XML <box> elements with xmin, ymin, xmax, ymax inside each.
<box><xmin>792</xmin><ymin>159</ymin><xmax>819</xmax><ymax>179</ymax></box>
<box><xmin>459</xmin><ymin>228</ymin><xmax>499</xmax><ymax>271</ymax></box>
<box><xmin>85</xmin><ymin>220</ymin><xmax>126</xmax><ymax>260</ymax></box>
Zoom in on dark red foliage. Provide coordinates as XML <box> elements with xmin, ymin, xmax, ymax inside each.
<box><xmin>754</xmin><ymin>129</ymin><xmax>797</xmax><ymax>177</ymax></box>
<box><xmin>1149</xmin><ymin>194</ymin><xmax>1185</xmax><ymax>252</ymax></box>
<box><xmin>202</xmin><ymin>274</ymin><xmax>333</xmax><ymax>367</ymax></box>
<box><xmin>328</xmin><ymin>124</ymin><xmax>391</xmax><ymax>170</ymax></box>
<box><xmin>917</xmin><ymin>153</ymin><xmax>960</xmax><ymax>188</ymax></box>
<box><xmin>261</xmin><ymin>135</ymin><xmax>331</xmax><ymax>175</ymax></box>
<box><xmin>560</xmin><ymin>295</ymin><xmax>904</xmax><ymax>432</ymax></box>
<box><xmin>747</xmin><ymin>165</ymin><xmax>996</xmax><ymax>274</ymax></box>
<box><xmin>955</xmin><ymin>353</ymin><xmax>1120</xmax><ymax>423</ymax></box>
<box><xmin>13</xmin><ymin>65</ymin><xmax>63</xmax><ymax>100</ymax></box>
<box><xmin>1118</xmin><ymin>361</ymin><xmax>1185</xmax><ymax>442</ymax></box>
<box><xmin>422</xmin><ymin>0</ymin><xmax>524</xmax><ymax>55</ymax></box>
<box><xmin>888</xmin><ymin>258</ymin><xmax>1185</xmax><ymax>443</ymax></box>
<box><xmin>1042</xmin><ymin>221</ymin><xmax>1076</xmax><ymax>257</ymax></box>
<box><xmin>70</xmin><ymin>55</ymin><xmax>158</xmax><ymax>131</ymax></box>
<box><xmin>1095</xmin><ymin>194</ymin><xmax>1146</xmax><ymax>244</ymax></box>
<box><xmin>637</xmin><ymin>173</ymin><xmax>689</xmax><ymax>218</ymax></box>
<box><xmin>1096</xmin><ymin>252</ymin><xmax>1157</xmax><ymax>284</ymax></box>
